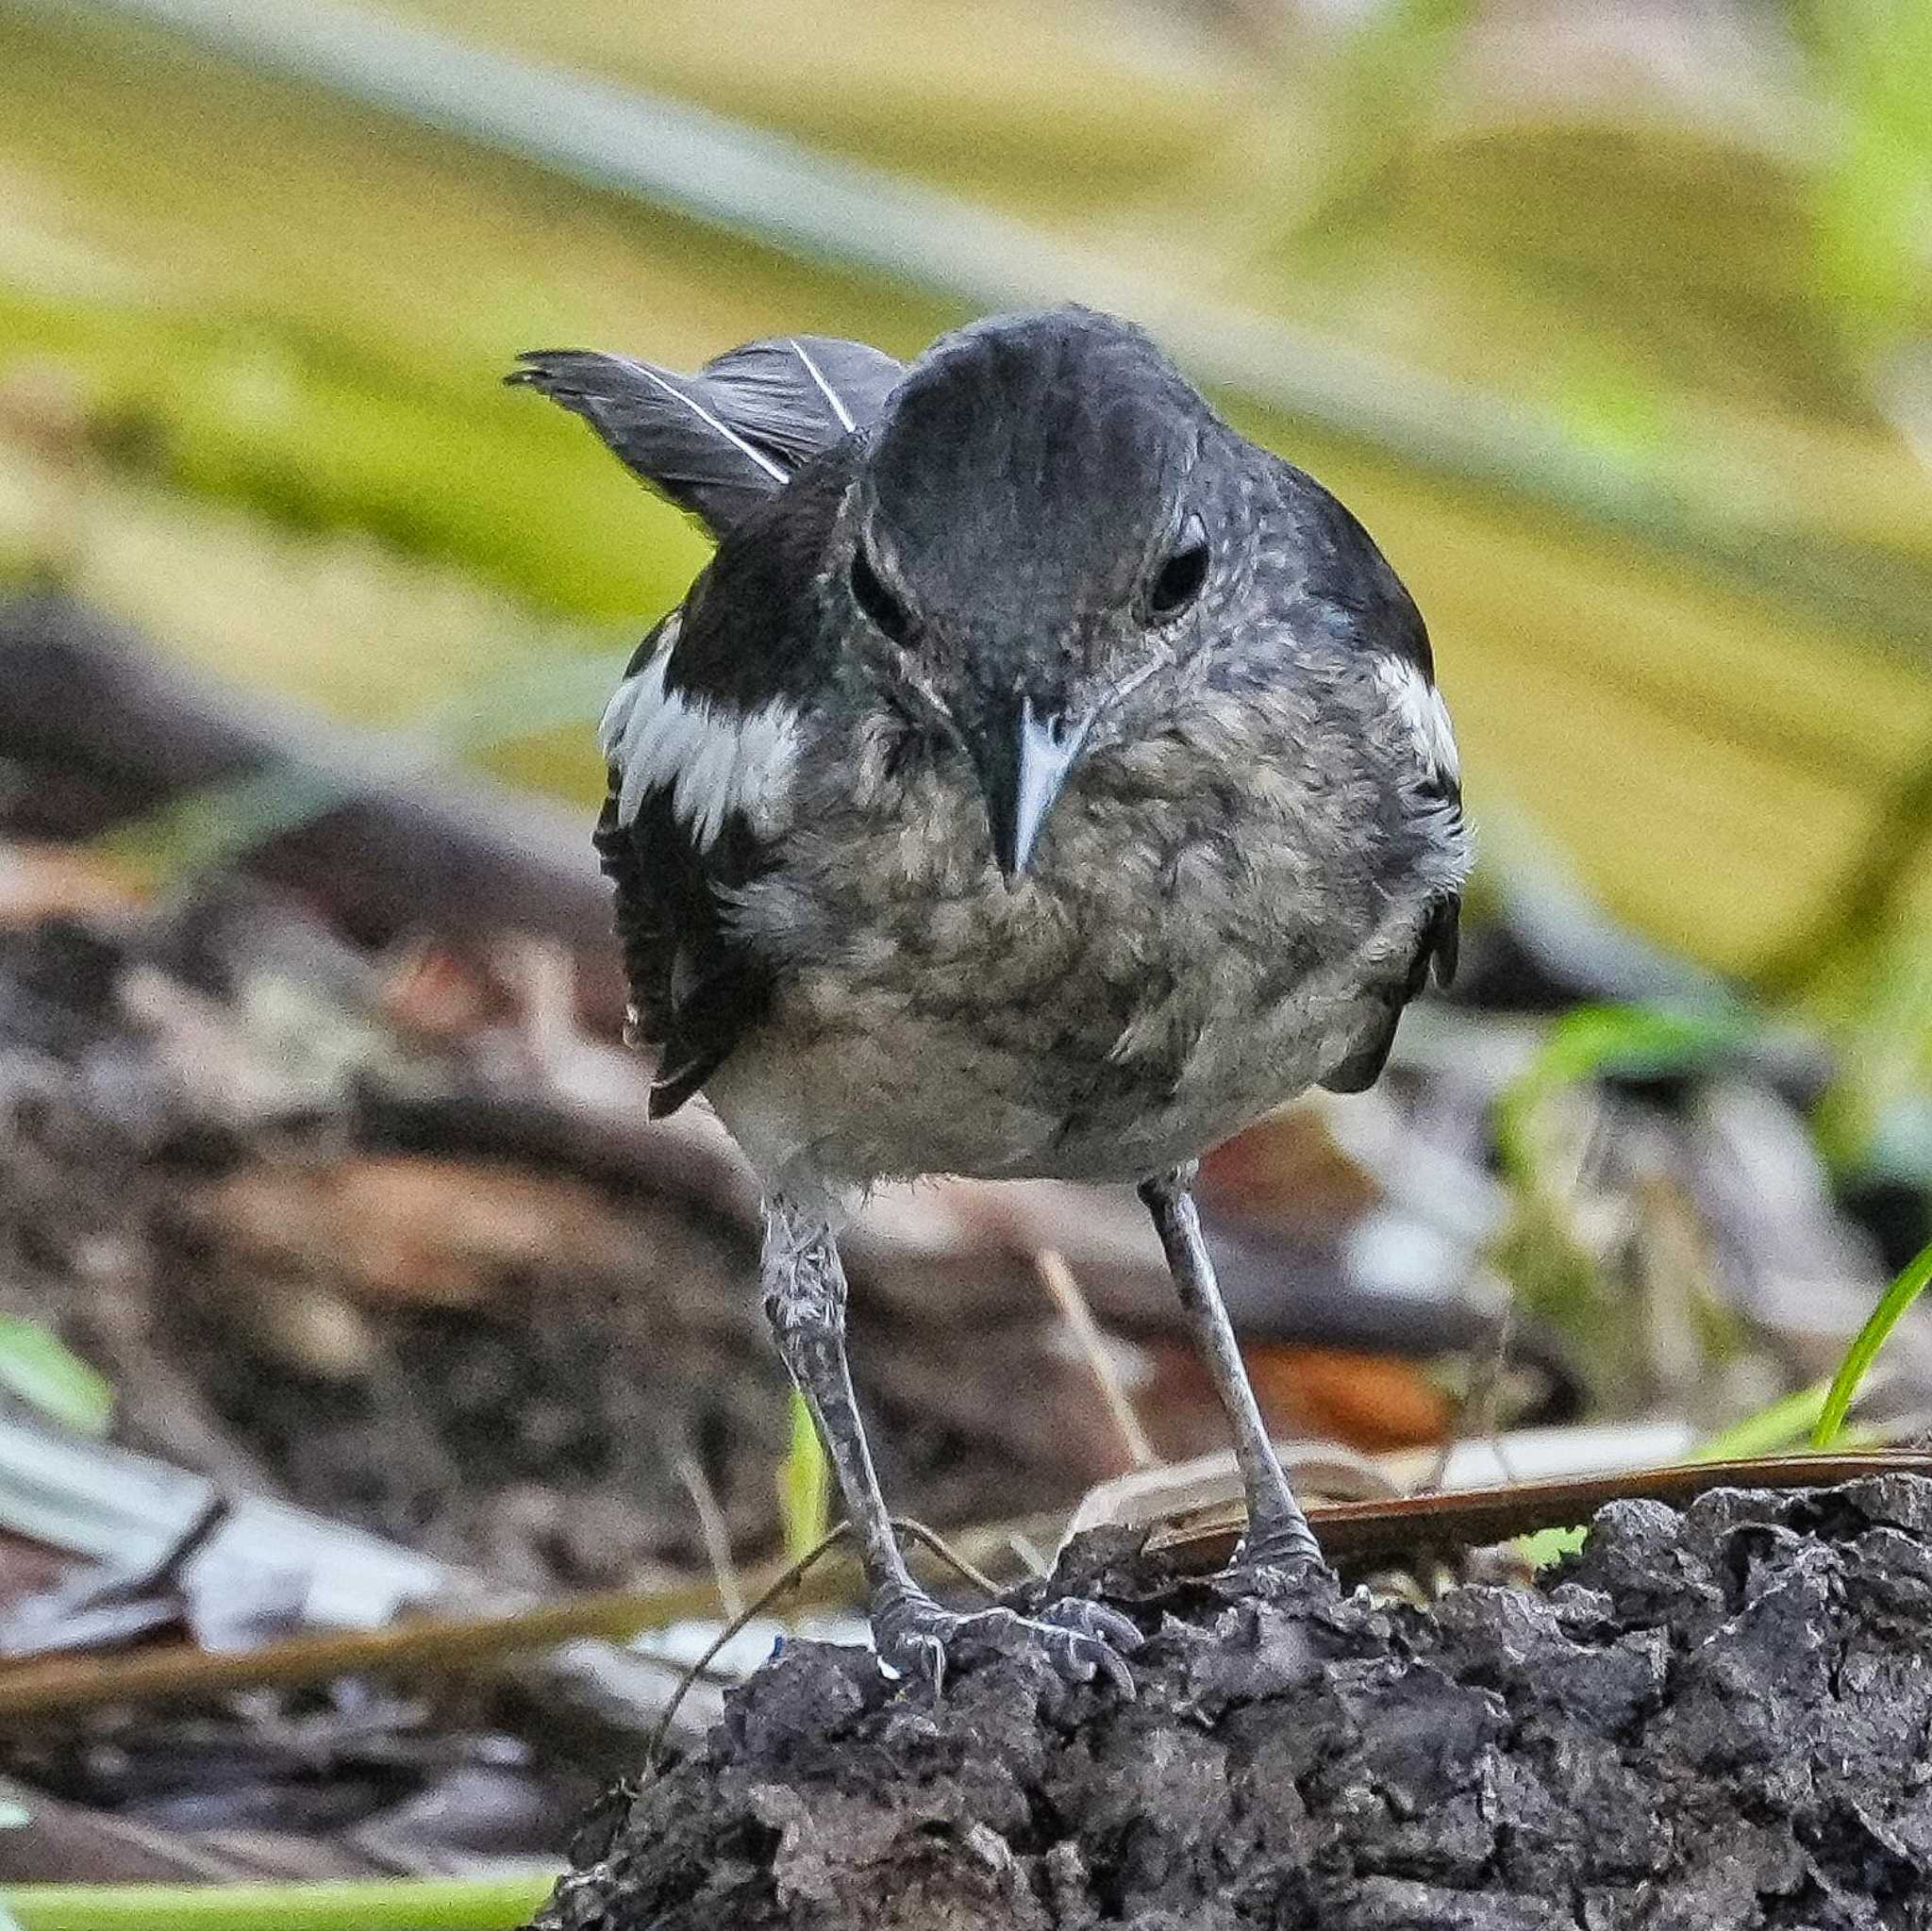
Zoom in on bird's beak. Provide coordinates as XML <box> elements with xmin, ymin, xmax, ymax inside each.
<box><xmin>972</xmin><ymin>695</ymin><xmax>1098</xmax><ymax>880</ymax></box>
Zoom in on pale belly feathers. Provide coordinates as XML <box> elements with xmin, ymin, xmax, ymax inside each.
<box><xmin>703</xmin><ymin>711</ymin><xmax>1437</xmax><ymax>1195</ymax></box>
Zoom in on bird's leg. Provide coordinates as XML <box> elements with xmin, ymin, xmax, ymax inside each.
<box><xmin>759</xmin><ymin>1195</ymin><xmax>911</xmax><ymax>1592</ymax></box>
<box><xmin>759</xmin><ymin>1195</ymin><xmax>1139</xmax><ymax>1693</ymax></box>
<box><xmin>1138</xmin><ymin>1165</ymin><xmax>1324</xmax><ymax>1576</ymax></box>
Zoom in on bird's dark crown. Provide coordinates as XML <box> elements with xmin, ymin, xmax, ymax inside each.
<box><xmin>849</xmin><ymin>308</ymin><xmax>1228</xmax><ymax>709</ymax></box>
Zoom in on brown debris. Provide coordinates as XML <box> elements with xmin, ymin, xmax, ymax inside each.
<box><xmin>183</xmin><ymin>1158</ymin><xmax>647</xmax><ymax>1312</ymax></box>
<box><xmin>0</xmin><ymin>843</ymin><xmax>150</xmax><ymax>927</ymax></box>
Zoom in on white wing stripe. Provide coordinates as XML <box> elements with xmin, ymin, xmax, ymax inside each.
<box><xmin>604</xmin><ymin>635</ymin><xmax>802</xmax><ymax>848</ymax></box>
<box><xmin>1373</xmin><ymin>655</ymin><xmax>1460</xmax><ymax>789</ymax></box>
<box><xmin>788</xmin><ymin>338</ymin><xmax>856</xmax><ymax>432</ymax></box>
<box><xmin>623</xmin><ymin>358</ymin><xmax>789</xmax><ymax>483</ymax></box>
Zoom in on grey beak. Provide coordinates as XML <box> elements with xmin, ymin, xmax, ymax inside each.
<box><xmin>973</xmin><ymin>696</ymin><xmax>1097</xmax><ymax>880</ymax></box>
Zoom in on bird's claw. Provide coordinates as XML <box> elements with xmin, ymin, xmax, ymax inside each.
<box><xmin>872</xmin><ymin>1587</ymin><xmax>1141</xmax><ymax>1699</ymax></box>
<box><xmin>1218</xmin><ymin>1507</ymin><xmax>1330</xmax><ymax>1597</ymax></box>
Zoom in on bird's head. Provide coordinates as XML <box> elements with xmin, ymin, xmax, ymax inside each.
<box><xmin>513</xmin><ymin>305</ymin><xmax>1441</xmax><ymax>887</ymax></box>
<box><xmin>841</xmin><ymin>308</ymin><xmax>1245</xmax><ymax>878</ymax></box>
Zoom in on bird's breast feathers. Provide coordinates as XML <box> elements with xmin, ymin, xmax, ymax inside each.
<box><xmin>599</xmin><ymin>608</ymin><xmax>1468</xmax><ymax>1178</ymax></box>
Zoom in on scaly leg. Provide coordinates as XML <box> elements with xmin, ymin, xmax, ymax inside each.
<box><xmin>760</xmin><ymin>1194</ymin><xmax>1140</xmax><ymax>1693</ymax></box>
<box><xmin>1138</xmin><ymin>1165</ymin><xmax>1324</xmax><ymax>1574</ymax></box>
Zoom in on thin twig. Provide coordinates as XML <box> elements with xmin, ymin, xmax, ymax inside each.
<box><xmin>643</xmin><ymin>1523</ymin><xmax>854</xmax><ymax>1769</ymax></box>
<box><xmin>0</xmin><ymin>1505</ymin><xmax>1077</xmax><ymax>1725</ymax></box>
<box><xmin>1005</xmin><ymin>1531</ymin><xmax>1050</xmax><ymax>1579</ymax></box>
<box><xmin>1036</xmin><ymin>1248</ymin><xmax>1158</xmax><ymax>1471</ymax></box>
<box><xmin>1418</xmin><ymin>1284</ymin><xmax>1518</xmax><ymax>1496</ymax></box>
<box><xmin>1147</xmin><ymin>1450</ymin><xmax>1932</xmax><ymax>1571</ymax></box>
<box><xmin>0</xmin><ymin>1565</ymin><xmax>844</xmax><ymax>1723</ymax></box>
<box><xmin>891</xmin><ymin>1516</ymin><xmax>1007</xmax><ymax>1600</ymax></box>
<box><xmin>641</xmin><ymin>1512</ymin><xmax>1021</xmax><ymax>1770</ymax></box>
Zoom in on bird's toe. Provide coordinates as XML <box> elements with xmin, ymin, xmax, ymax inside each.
<box><xmin>871</xmin><ymin>1589</ymin><xmax>1138</xmax><ymax>1698</ymax></box>
<box><xmin>1040</xmin><ymin>1595</ymin><xmax>1144</xmax><ymax>1656</ymax></box>
<box><xmin>1041</xmin><ymin>1619</ymin><xmax>1139</xmax><ymax>1698</ymax></box>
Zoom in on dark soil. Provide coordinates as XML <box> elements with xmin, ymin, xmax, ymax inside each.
<box><xmin>534</xmin><ymin>1475</ymin><xmax>1932</xmax><ymax>1930</ymax></box>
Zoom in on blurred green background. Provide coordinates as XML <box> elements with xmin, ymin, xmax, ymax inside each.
<box><xmin>1</xmin><ymin>0</ymin><xmax>1929</xmax><ymax>1040</ymax></box>
<box><xmin>4</xmin><ymin>11</ymin><xmax>1932</xmax><ymax>1910</ymax></box>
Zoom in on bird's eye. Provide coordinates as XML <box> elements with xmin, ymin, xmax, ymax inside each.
<box><xmin>851</xmin><ymin>546</ymin><xmax>911</xmax><ymax>643</ymax></box>
<box><xmin>1146</xmin><ymin>518</ymin><xmax>1209</xmax><ymax>622</ymax></box>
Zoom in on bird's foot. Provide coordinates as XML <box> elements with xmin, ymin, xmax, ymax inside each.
<box><xmin>1217</xmin><ymin>1503</ymin><xmax>1329</xmax><ymax>1598</ymax></box>
<box><xmin>872</xmin><ymin>1581</ymin><xmax>1141</xmax><ymax>1698</ymax></box>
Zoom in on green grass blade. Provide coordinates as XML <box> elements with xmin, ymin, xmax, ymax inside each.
<box><xmin>1813</xmin><ymin>1235</ymin><xmax>1932</xmax><ymax>1447</ymax></box>
<box><xmin>1496</xmin><ymin>1002</ymin><xmax>1752</xmax><ymax>1186</ymax></box>
<box><xmin>777</xmin><ymin>1389</ymin><xmax>831</xmax><ymax>1567</ymax></box>
<box><xmin>0</xmin><ymin>1874</ymin><xmax>556</xmax><ymax>1931</ymax></box>
<box><xmin>0</xmin><ymin>1319</ymin><xmax>112</xmax><ymax>1437</ymax></box>
<box><xmin>1694</xmin><ymin>1380</ymin><xmax>1834</xmax><ymax>1461</ymax></box>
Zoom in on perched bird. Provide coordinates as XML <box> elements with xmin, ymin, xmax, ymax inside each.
<box><xmin>508</xmin><ymin>308</ymin><xmax>1470</xmax><ymax>1690</ymax></box>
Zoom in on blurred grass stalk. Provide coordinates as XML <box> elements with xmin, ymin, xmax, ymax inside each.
<box><xmin>90</xmin><ymin>645</ymin><xmax>626</xmax><ymax>888</ymax></box>
<box><xmin>1491</xmin><ymin>1002</ymin><xmax>1756</xmax><ymax>1413</ymax></box>
<box><xmin>0</xmin><ymin>1875</ymin><xmax>554</xmax><ymax>1931</ymax></box>
<box><xmin>778</xmin><ymin>1388</ymin><xmax>832</xmax><ymax>1566</ymax></box>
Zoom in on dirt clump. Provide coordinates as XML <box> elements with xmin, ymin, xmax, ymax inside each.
<box><xmin>535</xmin><ymin>1476</ymin><xmax>1932</xmax><ymax>1930</ymax></box>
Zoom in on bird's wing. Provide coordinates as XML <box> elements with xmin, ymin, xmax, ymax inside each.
<box><xmin>1322</xmin><ymin>641</ymin><xmax>1465</xmax><ymax>1094</ymax></box>
<box><xmin>592</xmin><ymin>450</ymin><xmax>852</xmax><ymax>1115</ymax></box>
<box><xmin>698</xmin><ymin>336</ymin><xmax>905</xmax><ymax>467</ymax></box>
<box><xmin>597</xmin><ymin>785</ymin><xmax>774</xmax><ymax>1119</ymax></box>
<box><xmin>594</xmin><ymin>609</ymin><xmax>802</xmax><ymax>1118</ymax></box>
<box><xmin>1318</xmin><ymin>895</ymin><xmax>1459</xmax><ymax>1094</ymax></box>
<box><xmin>508</xmin><ymin>335</ymin><xmax>904</xmax><ymax>538</ymax></box>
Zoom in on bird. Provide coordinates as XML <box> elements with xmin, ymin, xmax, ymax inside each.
<box><xmin>508</xmin><ymin>306</ymin><xmax>1471</xmax><ymax>1693</ymax></box>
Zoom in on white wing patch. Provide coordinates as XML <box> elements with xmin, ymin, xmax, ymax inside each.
<box><xmin>600</xmin><ymin>621</ymin><xmax>803</xmax><ymax>848</ymax></box>
<box><xmin>1373</xmin><ymin>655</ymin><xmax>1460</xmax><ymax>791</ymax></box>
